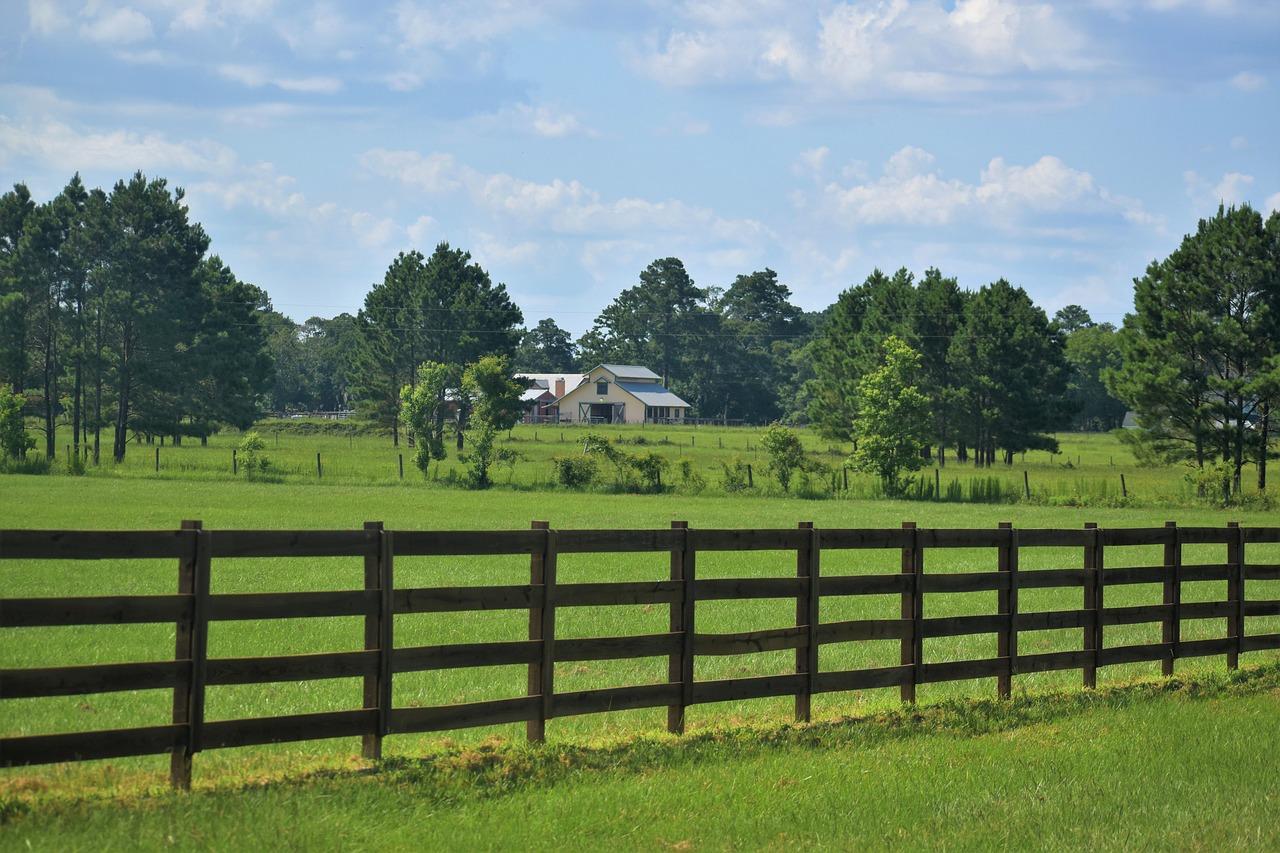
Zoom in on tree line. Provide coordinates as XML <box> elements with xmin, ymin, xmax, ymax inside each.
<box><xmin>0</xmin><ymin>174</ymin><xmax>272</xmax><ymax>464</ymax></box>
<box><xmin>4</xmin><ymin>171</ymin><xmax>1274</xmax><ymax>500</ymax></box>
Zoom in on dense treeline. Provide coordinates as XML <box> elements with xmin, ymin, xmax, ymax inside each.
<box><xmin>5</xmin><ymin>171</ymin><xmax>1274</xmax><ymax>498</ymax></box>
<box><xmin>0</xmin><ymin>174</ymin><xmax>272</xmax><ymax>463</ymax></box>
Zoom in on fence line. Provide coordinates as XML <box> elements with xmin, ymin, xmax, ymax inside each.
<box><xmin>2</xmin><ymin>522</ymin><xmax>1280</xmax><ymax>788</ymax></box>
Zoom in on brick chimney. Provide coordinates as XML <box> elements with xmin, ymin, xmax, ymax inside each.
<box><xmin>555</xmin><ymin>377</ymin><xmax>565</xmax><ymax>397</ymax></box>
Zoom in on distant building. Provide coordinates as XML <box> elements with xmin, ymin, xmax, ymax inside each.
<box><xmin>516</xmin><ymin>372</ymin><xmax>586</xmax><ymax>423</ymax></box>
<box><xmin>553</xmin><ymin>364</ymin><xmax>690</xmax><ymax>424</ymax></box>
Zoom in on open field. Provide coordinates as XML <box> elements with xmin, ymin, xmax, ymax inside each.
<box><xmin>25</xmin><ymin>422</ymin><xmax>1264</xmax><ymax>507</ymax></box>
<box><xmin>4</xmin><ymin>666</ymin><xmax>1280</xmax><ymax>850</ymax></box>
<box><xmin>3</xmin><ymin>475</ymin><xmax>1279</xmax><ymax>793</ymax></box>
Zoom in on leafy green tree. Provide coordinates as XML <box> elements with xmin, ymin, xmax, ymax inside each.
<box><xmin>458</xmin><ymin>355</ymin><xmax>524</xmax><ymax>487</ymax></box>
<box><xmin>515</xmin><ymin>318</ymin><xmax>578</xmax><ymax>371</ymax></box>
<box><xmin>949</xmin><ymin>280</ymin><xmax>1070</xmax><ymax>465</ymax></box>
<box><xmin>716</xmin><ymin>269</ymin><xmax>805</xmax><ymax>423</ymax></box>
<box><xmin>848</xmin><ymin>336</ymin><xmax>931</xmax><ymax>495</ymax></box>
<box><xmin>0</xmin><ymin>384</ymin><xmax>33</xmax><ymax>460</ymax></box>
<box><xmin>399</xmin><ymin>361</ymin><xmax>450</xmax><ymax>475</ymax></box>
<box><xmin>1053</xmin><ymin>304</ymin><xmax>1095</xmax><ymax>334</ymax></box>
<box><xmin>915</xmin><ymin>268</ymin><xmax>967</xmax><ymax>464</ymax></box>
<box><xmin>0</xmin><ymin>184</ymin><xmax>36</xmax><ymax>394</ymax></box>
<box><xmin>1107</xmin><ymin>204</ymin><xmax>1280</xmax><ymax>493</ymax></box>
<box><xmin>760</xmin><ymin>422</ymin><xmax>806</xmax><ymax>492</ymax></box>
<box><xmin>1064</xmin><ymin>323</ymin><xmax>1126</xmax><ymax>431</ymax></box>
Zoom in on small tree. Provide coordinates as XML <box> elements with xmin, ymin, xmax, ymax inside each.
<box><xmin>848</xmin><ymin>336</ymin><xmax>932</xmax><ymax>496</ymax></box>
<box><xmin>237</xmin><ymin>431</ymin><xmax>271</xmax><ymax>479</ymax></box>
<box><xmin>458</xmin><ymin>356</ymin><xmax>525</xmax><ymax>488</ymax></box>
<box><xmin>0</xmin><ymin>386</ymin><xmax>34</xmax><ymax>461</ymax></box>
<box><xmin>400</xmin><ymin>361</ymin><xmax>450</xmax><ymax>475</ymax></box>
<box><xmin>760</xmin><ymin>423</ymin><xmax>806</xmax><ymax>492</ymax></box>
<box><xmin>629</xmin><ymin>451</ymin><xmax>668</xmax><ymax>492</ymax></box>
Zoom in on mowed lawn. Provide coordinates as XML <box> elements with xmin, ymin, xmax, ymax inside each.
<box><xmin>3</xmin><ymin>474</ymin><xmax>1279</xmax><ymax>793</ymax></box>
<box><xmin>5</xmin><ymin>669</ymin><xmax>1280</xmax><ymax>850</ymax></box>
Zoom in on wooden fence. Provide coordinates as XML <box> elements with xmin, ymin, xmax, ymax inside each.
<box><xmin>3</xmin><ymin>521</ymin><xmax>1280</xmax><ymax>789</ymax></box>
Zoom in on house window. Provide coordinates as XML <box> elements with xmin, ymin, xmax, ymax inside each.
<box><xmin>596</xmin><ymin>380</ymin><xmax>609</xmax><ymax>395</ymax></box>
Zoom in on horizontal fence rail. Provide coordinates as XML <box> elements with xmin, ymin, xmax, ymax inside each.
<box><xmin>2</xmin><ymin>521</ymin><xmax>1280</xmax><ymax>788</ymax></box>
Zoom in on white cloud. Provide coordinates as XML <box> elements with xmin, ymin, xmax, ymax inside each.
<box><xmin>349</xmin><ymin>211</ymin><xmax>399</xmax><ymax>249</ymax></box>
<box><xmin>216</xmin><ymin>64</ymin><xmax>343</xmax><ymax>94</ymax></box>
<box><xmin>28</xmin><ymin>0</ymin><xmax>70</xmax><ymax>34</ymax></box>
<box><xmin>392</xmin><ymin>0</ymin><xmax>547</xmax><ymax>50</ymax></box>
<box><xmin>361</xmin><ymin>147</ymin><xmax>769</xmax><ymax>245</ymax></box>
<box><xmin>815</xmin><ymin>145</ymin><xmax>1152</xmax><ymax>230</ymax></box>
<box><xmin>1266</xmin><ymin>192</ymin><xmax>1280</xmax><ymax>215</ymax></box>
<box><xmin>80</xmin><ymin>5</ymin><xmax>154</xmax><ymax>44</ymax></box>
<box><xmin>1230</xmin><ymin>135</ymin><xmax>1249</xmax><ymax>150</ymax></box>
<box><xmin>1213</xmin><ymin>172</ymin><xmax>1254</xmax><ymax>204</ymax></box>
<box><xmin>1229</xmin><ymin>71</ymin><xmax>1266</xmax><ymax>91</ymax></box>
<box><xmin>635</xmin><ymin>0</ymin><xmax>1097</xmax><ymax>105</ymax></box>
<box><xmin>406</xmin><ymin>215</ymin><xmax>436</xmax><ymax>246</ymax></box>
<box><xmin>1184</xmin><ymin>170</ymin><xmax>1257</xmax><ymax>208</ymax></box>
<box><xmin>513</xmin><ymin>104</ymin><xmax>595</xmax><ymax>138</ymax></box>
<box><xmin>0</xmin><ymin>116</ymin><xmax>235</xmax><ymax>173</ymax></box>
<box><xmin>793</xmin><ymin>145</ymin><xmax>829</xmax><ymax>177</ymax></box>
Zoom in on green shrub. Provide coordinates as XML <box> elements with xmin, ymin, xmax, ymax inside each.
<box><xmin>237</xmin><ymin>432</ymin><xmax>272</xmax><ymax>479</ymax></box>
<box><xmin>0</xmin><ymin>385</ymin><xmax>34</xmax><ymax>462</ymax></box>
<box><xmin>629</xmin><ymin>451</ymin><xmax>668</xmax><ymax>492</ymax></box>
<box><xmin>553</xmin><ymin>455</ymin><xmax>597</xmax><ymax>488</ymax></box>
<box><xmin>678</xmin><ymin>460</ymin><xmax>706</xmax><ymax>494</ymax></box>
<box><xmin>720</xmin><ymin>459</ymin><xmax>753</xmax><ymax>493</ymax></box>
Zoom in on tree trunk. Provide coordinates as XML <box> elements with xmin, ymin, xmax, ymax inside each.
<box><xmin>1260</xmin><ymin>404</ymin><xmax>1270</xmax><ymax>493</ymax></box>
<box><xmin>43</xmin><ymin>322</ymin><xmax>57</xmax><ymax>460</ymax></box>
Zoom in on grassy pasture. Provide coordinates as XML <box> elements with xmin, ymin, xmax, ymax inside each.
<box><xmin>5</xmin><ymin>666</ymin><xmax>1280</xmax><ymax>850</ymax></box>
<box><xmin>31</xmin><ymin>421</ymin><xmax>1238</xmax><ymax>506</ymax></box>
<box><xmin>2</xmin><ymin>474</ymin><xmax>1278</xmax><ymax>796</ymax></box>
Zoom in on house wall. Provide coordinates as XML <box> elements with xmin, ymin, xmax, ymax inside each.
<box><xmin>558</xmin><ymin>368</ymin><xmax>647</xmax><ymax>423</ymax></box>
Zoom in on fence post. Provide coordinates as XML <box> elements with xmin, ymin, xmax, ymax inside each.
<box><xmin>795</xmin><ymin>521</ymin><xmax>819</xmax><ymax>723</ymax></box>
<box><xmin>232</xmin><ymin>449</ymin><xmax>237</xmax><ymax>476</ymax></box>
<box><xmin>1083</xmin><ymin>522</ymin><xmax>1101</xmax><ymax>689</ymax></box>
<box><xmin>900</xmin><ymin>522</ymin><xmax>920</xmax><ymax>704</ymax></box>
<box><xmin>155</xmin><ymin>446</ymin><xmax>160</xmax><ymax>472</ymax></box>
<box><xmin>997</xmin><ymin>522</ymin><xmax>1017</xmax><ymax>699</ymax></box>
<box><xmin>361</xmin><ymin>521</ymin><xmax>385</xmax><ymax>760</ymax></box>
<box><xmin>170</xmin><ymin>520</ymin><xmax>209</xmax><ymax>790</ymax></box>
<box><xmin>1162</xmin><ymin>521</ymin><xmax>1180</xmax><ymax>676</ymax></box>
<box><xmin>316</xmin><ymin>452</ymin><xmax>322</xmax><ymax>478</ymax></box>
<box><xmin>1023</xmin><ymin>470</ymin><xmax>1030</xmax><ymax>500</ymax></box>
<box><xmin>527</xmin><ymin>521</ymin><xmax>556</xmax><ymax>742</ymax></box>
<box><xmin>398</xmin><ymin>454</ymin><xmax>404</xmax><ymax>480</ymax></box>
<box><xmin>378</xmin><ymin>530</ymin><xmax>394</xmax><ymax>745</ymax></box>
<box><xmin>1228</xmin><ymin>521</ymin><xmax>1243</xmax><ymax>670</ymax></box>
<box><xmin>668</xmin><ymin>521</ymin><xmax>689</xmax><ymax>734</ymax></box>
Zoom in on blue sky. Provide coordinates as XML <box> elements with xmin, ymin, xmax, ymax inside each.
<box><xmin>2</xmin><ymin>0</ymin><xmax>1277</xmax><ymax>333</ymax></box>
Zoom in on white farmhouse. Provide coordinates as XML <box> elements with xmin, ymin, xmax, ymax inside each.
<box><xmin>554</xmin><ymin>364</ymin><xmax>691</xmax><ymax>424</ymax></box>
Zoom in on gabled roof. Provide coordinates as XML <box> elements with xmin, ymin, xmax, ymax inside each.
<box><xmin>598</xmin><ymin>364</ymin><xmax>662</xmax><ymax>381</ymax></box>
<box><xmin>616</xmin><ymin>381</ymin><xmax>690</xmax><ymax>408</ymax></box>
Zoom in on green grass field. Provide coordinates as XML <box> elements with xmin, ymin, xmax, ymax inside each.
<box><xmin>27</xmin><ymin>421</ymin><xmax>1251</xmax><ymax>507</ymax></box>
<box><xmin>2</xmin><ymin>460</ymin><xmax>1279</xmax><ymax>848</ymax></box>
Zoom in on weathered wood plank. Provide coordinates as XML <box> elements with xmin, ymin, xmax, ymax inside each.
<box><xmin>361</xmin><ymin>521</ymin><xmax>383</xmax><ymax>761</ymax></box>
<box><xmin>209</xmin><ymin>530</ymin><xmax>372</xmax><ymax>558</ymax></box>
<box><xmin>1103</xmin><ymin>566</ymin><xmax>1166</xmax><ymax>586</ymax></box>
<box><xmin>902</xmin><ymin>522</ymin><xmax>921</xmax><ymax>703</ymax></box>
<box><xmin>816</xmin><ymin>618</ymin><xmax>911</xmax><ymax>643</ymax></box>
<box><xmin>556</xmin><ymin>581</ymin><xmax>681</xmax><ymax>607</ymax></box>
<box><xmin>1163</xmin><ymin>521</ymin><xmax>1180</xmax><ymax>677</ymax></box>
<box><xmin>688</xmin><ymin>529</ymin><xmax>808</xmax><ymax>551</ymax></box>
<box><xmin>527</xmin><ymin>521</ymin><xmax>551</xmax><ymax>743</ymax></box>
<box><xmin>817</xmin><ymin>529</ymin><xmax>909</xmax><ymax>550</ymax></box>
<box><xmin>1181</xmin><ymin>601</ymin><xmax>1236</xmax><ymax>619</ymax></box>
<box><xmin>1243</xmin><ymin>600</ymin><xmax>1280</xmax><ymax>617</ymax></box>
<box><xmin>1178</xmin><ymin>637</ymin><xmax>1236</xmax><ymax>658</ymax></box>
<box><xmin>394</xmin><ymin>640</ymin><xmax>539</xmax><ymax>672</ymax></box>
<box><xmin>1016</xmin><ymin>529</ymin><xmax>1092</xmax><ymax>547</ymax></box>
<box><xmin>813</xmin><ymin>665</ymin><xmax>913</xmax><ymax>693</ymax></box>
<box><xmin>694</xmin><ymin>626</ymin><xmax>806</xmax><ymax>656</ymax></box>
<box><xmin>557</xmin><ymin>633</ymin><xmax>681</xmax><ymax>662</ymax></box>
<box><xmin>1178</xmin><ymin>527</ymin><xmax>1235</xmax><ymax>545</ymax></box>
<box><xmin>1100</xmin><ymin>603</ymin><xmax>1171</xmax><ymax>626</ymax></box>
<box><xmin>1243</xmin><ymin>529</ymin><xmax>1280</xmax><ymax>544</ymax></box>
<box><xmin>385</xmin><ymin>530</ymin><xmax>543</xmax><ymax>556</ymax></box>
<box><xmin>552</xmin><ymin>683</ymin><xmax>680</xmax><ymax>717</ymax></box>
<box><xmin>1241</xmin><ymin>633</ymin><xmax>1280</xmax><ymax>652</ymax></box>
<box><xmin>919</xmin><ymin>657</ymin><xmax>1007</xmax><ymax>683</ymax></box>
<box><xmin>691</xmin><ymin>673</ymin><xmax>805</xmax><ymax>704</ymax></box>
<box><xmin>921</xmin><ymin>613</ymin><xmax>1006</xmax><ymax>638</ymax></box>
<box><xmin>394</xmin><ymin>585</ymin><xmax>541</xmax><ymax>614</ymax></box>
<box><xmin>201</xmin><ymin>709</ymin><xmax>376</xmax><ymax>749</ymax></box>
<box><xmin>0</xmin><ymin>530</ymin><xmax>188</xmax><ymax>560</ymax></box>
<box><xmin>1013</xmin><ymin>650</ymin><xmax>1090</xmax><ymax>674</ymax></box>
<box><xmin>1017</xmin><ymin>569</ymin><xmax>1088</xmax><ymax>589</ymax></box>
<box><xmin>556</xmin><ymin>529</ymin><xmax>680</xmax><ymax>553</ymax></box>
<box><xmin>1015</xmin><ymin>609</ymin><xmax>1091</xmax><ymax>631</ymax></box>
<box><xmin>919</xmin><ymin>572</ymin><xmax>1009</xmax><ymax>593</ymax></box>
<box><xmin>916</xmin><ymin>529</ymin><xmax>1004</xmax><ymax>548</ymax></box>
<box><xmin>1100</xmin><ymin>528</ymin><xmax>1169</xmax><ymax>547</ymax></box>
<box><xmin>1</xmin><ymin>660</ymin><xmax>185</xmax><ymax>698</ymax></box>
<box><xmin>1244</xmin><ymin>564</ymin><xmax>1280</xmax><ymax>580</ymax></box>
<box><xmin>1180</xmin><ymin>563</ymin><xmax>1232</xmax><ymax>582</ymax></box>
<box><xmin>693</xmin><ymin>577</ymin><xmax>805</xmax><ymax>600</ymax></box>
<box><xmin>2</xmin><ymin>595</ymin><xmax>188</xmax><ymax>627</ymax></box>
<box><xmin>0</xmin><ymin>725</ymin><xmax>185</xmax><ymax>766</ymax></box>
<box><xmin>796</xmin><ymin>521</ymin><xmax>818</xmax><ymax>723</ymax></box>
<box><xmin>208</xmin><ymin>650</ymin><xmax>377</xmax><ymax>684</ymax></box>
<box><xmin>1098</xmin><ymin>643</ymin><xmax>1169</xmax><ymax>667</ymax></box>
<box><xmin>207</xmin><ymin>590</ymin><xmax>376</xmax><ymax>620</ymax></box>
<box><xmin>818</xmin><ymin>574</ymin><xmax>911</xmax><ymax>596</ymax></box>
<box><xmin>668</xmin><ymin>520</ymin><xmax>688</xmax><ymax>735</ymax></box>
<box><xmin>389</xmin><ymin>696</ymin><xmax>540</xmax><ymax>734</ymax></box>
<box><xmin>997</xmin><ymin>523</ymin><xmax>1017</xmax><ymax>699</ymax></box>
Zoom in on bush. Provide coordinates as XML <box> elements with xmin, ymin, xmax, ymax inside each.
<box><xmin>237</xmin><ymin>432</ymin><xmax>272</xmax><ymax>479</ymax></box>
<box><xmin>0</xmin><ymin>385</ymin><xmax>34</xmax><ymax>461</ymax></box>
<box><xmin>629</xmin><ymin>451</ymin><xmax>668</xmax><ymax>492</ymax></box>
<box><xmin>678</xmin><ymin>460</ymin><xmax>706</xmax><ymax>494</ymax></box>
<box><xmin>760</xmin><ymin>423</ymin><xmax>806</xmax><ymax>492</ymax></box>
<box><xmin>720</xmin><ymin>458</ymin><xmax>753</xmax><ymax>493</ymax></box>
<box><xmin>553</xmin><ymin>455</ymin><xmax>597</xmax><ymax>488</ymax></box>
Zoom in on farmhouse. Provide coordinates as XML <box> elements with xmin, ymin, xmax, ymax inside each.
<box><xmin>516</xmin><ymin>372</ymin><xmax>587</xmax><ymax>423</ymax></box>
<box><xmin>555</xmin><ymin>364</ymin><xmax>691</xmax><ymax>424</ymax></box>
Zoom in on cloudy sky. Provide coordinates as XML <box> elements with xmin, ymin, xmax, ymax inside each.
<box><xmin>2</xmin><ymin>0</ymin><xmax>1277</xmax><ymax>331</ymax></box>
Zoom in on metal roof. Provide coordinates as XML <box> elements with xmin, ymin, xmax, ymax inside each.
<box><xmin>598</xmin><ymin>364</ymin><xmax>662</xmax><ymax>381</ymax></box>
<box><xmin>616</xmin><ymin>381</ymin><xmax>690</xmax><ymax>407</ymax></box>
